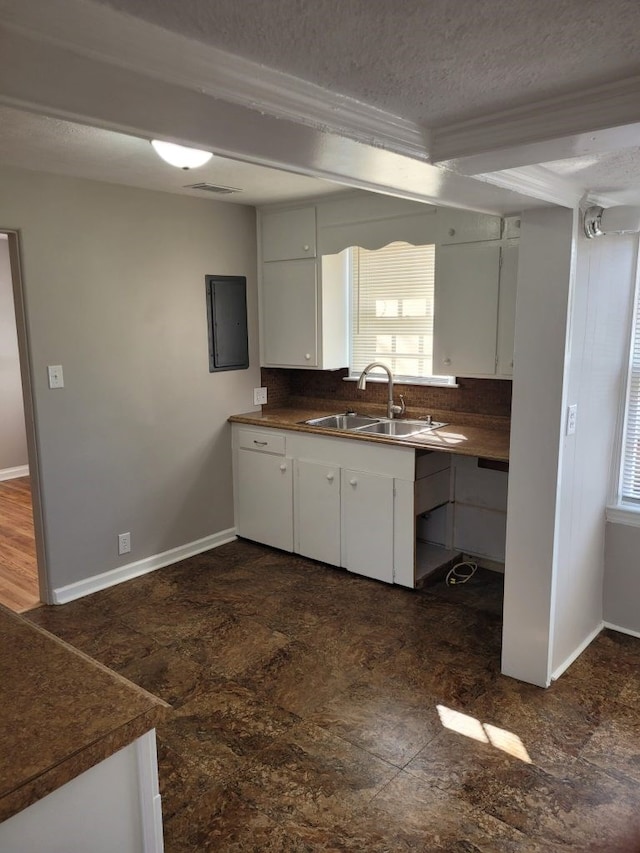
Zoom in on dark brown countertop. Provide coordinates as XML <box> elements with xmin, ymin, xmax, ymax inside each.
<box><xmin>229</xmin><ymin>406</ymin><xmax>510</xmax><ymax>462</ymax></box>
<box><xmin>0</xmin><ymin>606</ymin><xmax>169</xmax><ymax>822</ymax></box>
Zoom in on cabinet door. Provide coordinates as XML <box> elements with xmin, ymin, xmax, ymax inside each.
<box><xmin>262</xmin><ymin>207</ymin><xmax>316</xmax><ymax>261</ymax></box>
<box><xmin>496</xmin><ymin>243</ymin><xmax>518</xmax><ymax>376</ymax></box>
<box><xmin>433</xmin><ymin>242</ymin><xmax>501</xmax><ymax>376</ymax></box>
<box><xmin>262</xmin><ymin>259</ymin><xmax>318</xmax><ymax>367</ymax></box>
<box><xmin>341</xmin><ymin>469</ymin><xmax>394</xmax><ymax>583</ymax></box>
<box><xmin>295</xmin><ymin>459</ymin><xmax>341</xmax><ymax>566</ymax></box>
<box><xmin>236</xmin><ymin>449</ymin><xmax>293</xmax><ymax>551</ymax></box>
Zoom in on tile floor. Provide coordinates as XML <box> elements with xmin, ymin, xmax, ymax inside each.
<box><xmin>26</xmin><ymin>540</ymin><xmax>640</xmax><ymax>852</ymax></box>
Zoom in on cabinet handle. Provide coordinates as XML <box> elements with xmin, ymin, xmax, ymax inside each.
<box><xmin>303</xmin><ymin>244</ymin><xmax>310</xmax><ymax>251</ymax></box>
<box><xmin>326</xmin><ymin>472</ymin><xmax>334</xmax><ymax>482</ymax></box>
<box><xmin>280</xmin><ymin>463</ymin><xmax>287</xmax><ymax>471</ymax></box>
<box><xmin>443</xmin><ymin>358</ymin><xmax>451</xmax><ymax>366</ymax></box>
<box><xmin>304</xmin><ymin>353</ymin><xmax>311</xmax><ymax>361</ymax></box>
<box><xmin>253</xmin><ymin>440</ymin><xmax>268</xmax><ymax>446</ymax></box>
<box><xmin>448</xmin><ymin>228</ymin><xmax>456</xmax><ymax>237</ymax></box>
<box><xmin>349</xmin><ymin>478</ymin><xmax>358</xmax><ymax>486</ymax></box>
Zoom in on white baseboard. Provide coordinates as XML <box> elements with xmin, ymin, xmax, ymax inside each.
<box><xmin>52</xmin><ymin>528</ymin><xmax>237</xmax><ymax>604</ymax></box>
<box><xmin>551</xmin><ymin>622</ymin><xmax>604</xmax><ymax>681</ymax></box>
<box><xmin>0</xmin><ymin>464</ymin><xmax>29</xmax><ymax>481</ymax></box>
<box><xmin>603</xmin><ymin>621</ymin><xmax>640</xmax><ymax>640</ymax></box>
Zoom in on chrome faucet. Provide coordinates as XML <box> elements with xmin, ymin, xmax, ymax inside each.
<box><xmin>356</xmin><ymin>362</ymin><xmax>406</xmax><ymax>419</ymax></box>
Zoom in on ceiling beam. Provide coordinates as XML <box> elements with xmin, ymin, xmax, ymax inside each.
<box><xmin>0</xmin><ymin>20</ymin><xmax>541</xmax><ymax>215</ymax></box>
<box><xmin>432</xmin><ymin>76</ymin><xmax>640</xmax><ymax>174</ymax></box>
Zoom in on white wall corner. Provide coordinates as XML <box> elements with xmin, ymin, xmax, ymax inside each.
<box><xmin>550</xmin><ymin>622</ymin><xmax>604</xmax><ymax>681</ymax></box>
<box><xmin>602</xmin><ymin>621</ymin><xmax>640</xmax><ymax>640</ymax></box>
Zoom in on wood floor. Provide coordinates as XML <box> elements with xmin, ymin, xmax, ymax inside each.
<box><xmin>0</xmin><ymin>477</ymin><xmax>39</xmax><ymax>612</ymax></box>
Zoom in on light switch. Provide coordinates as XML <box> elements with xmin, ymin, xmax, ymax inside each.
<box><xmin>48</xmin><ymin>365</ymin><xmax>64</xmax><ymax>389</ymax></box>
<box><xmin>566</xmin><ymin>403</ymin><xmax>577</xmax><ymax>436</ymax></box>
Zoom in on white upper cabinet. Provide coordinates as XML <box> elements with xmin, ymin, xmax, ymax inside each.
<box><xmin>259</xmin><ymin>206</ymin><xmax>347</xmax><ymax>370</ymax></box>
<box><xmin>261</xmin><ymin>259</ymin><xmax>319</xmax><ymax>367</ymax></box>
<box><xmin>433</xmin><ymin>242</ymin><xmax>502</xmax><ymax>376</ymax></box>
<box><xmin>261</xmin><ymin>206</ymin><xmax>316</xmax><ymax>260</ymax></box>
<box><xmin>258</xmin><ymin>194</ymin><xmax>519</xmax><ymax>377</ymax></box>
<box><xmin>437</xmin><ymin>209</ymin><xmax>502</xmax><ymax>245</ymax></box>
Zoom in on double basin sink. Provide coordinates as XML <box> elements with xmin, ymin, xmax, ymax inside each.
<box><xmin>302</xmin><ymin>413</ymin><xmax>447</xmax><ymax>439</ymax></box>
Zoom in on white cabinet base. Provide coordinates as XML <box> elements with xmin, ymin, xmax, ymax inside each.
<box><xmin>0</xmin><ymin>731</ymin><xmax>163</xmax><ymax>853</ymax></box>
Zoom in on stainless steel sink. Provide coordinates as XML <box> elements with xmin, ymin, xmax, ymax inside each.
<box><xmin>304</xmin><ymin>414</ymin><xmax>381</xmax><ymax>430</ymax></box>
<box><xmin>303</xmin><ymin>413</ymin><xmax>447</xmax><ymax>438</ymax></box>
<box><xmin>357</xmin><ymin>419</ymin><xmax>435</xmax><ymax>437</ymax></box>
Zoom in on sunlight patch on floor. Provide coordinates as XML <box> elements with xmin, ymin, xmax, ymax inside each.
<box><xmin>437</xmin><ymin>704</ymin><xmax>532</xmax><ymax>763</ymax></box>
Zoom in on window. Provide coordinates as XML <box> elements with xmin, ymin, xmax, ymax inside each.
<box><xmin>621</xmin><ymin>277</ymin><xmax>640</xmax><ymax>503</ymax></box>
<box><xmin>349</xmin><ymin>241</ymin><xmax>453</xmax><ymax>384</ymax></box>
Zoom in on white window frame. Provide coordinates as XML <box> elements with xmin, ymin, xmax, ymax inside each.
<box><xmin>345</xmin><ymin>244</ymin><xmax>456</xmax><ymax>388</ymax></box>
<box><xmin>615</xmin><ymin>240</ymin><xmax>640</xmax><ymax>512</ymax></box>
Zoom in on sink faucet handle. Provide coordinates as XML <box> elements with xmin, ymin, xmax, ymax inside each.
<box><xmin>390</xmin><ymin>395</ymin><xmax>406</xmax><ymax>417</ymax></box>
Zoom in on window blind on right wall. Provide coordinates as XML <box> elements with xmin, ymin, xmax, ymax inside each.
<box><xmin>622</xmin><ymin>276</ymin><xmax>640</xmax><ymax>502</ymax></box>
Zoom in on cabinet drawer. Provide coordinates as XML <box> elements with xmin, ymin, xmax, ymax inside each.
<box><xmin>416</xmin><ymin>451</ymin><xmax>450</xmax><ymax>479</ymax></box>
<box><xmin>415</xmin><ymin>468</ymin><xmax>451</xmax><ymax>514</ymax></box>
<box><xmin>237</xmin><ymin>429</ymin><xmax>286</xmax><ymax>455</ymax></box>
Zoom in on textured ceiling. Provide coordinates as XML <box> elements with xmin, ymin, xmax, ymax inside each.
<box><xmin>0</xmin><ymin>106</ymin><xmax>346</xmax><ymax>205</ymax></box>
<box><xmin>94</xmin><ymin>0</ymin><xmax>640</xmax><ymax>127</ymax></box>
<box><xmin>541</xmin><ymin>148</ymin><xmax>640</xmax><ymax>205</ymax></box>
<box><xmin>3</xmin><ymin>0</ymin><xmax>640</xmax><ymax>204</ymax></box>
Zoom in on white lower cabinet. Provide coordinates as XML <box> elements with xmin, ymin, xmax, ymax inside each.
<box><xmin>295</xmin><ymin>459</ymin><xmax>341</xmax><ymax>566</ymax></box>
<box><xmin>340</xmin><ymin>468</ymin><xmax>394</xmax><ymax>583</ymax></box>
<box><xmin>232</xmin><ymin>425</ymin><xmax>508</xmax><ymax>586</ymax></box>
<box><xmin>236</xmin><ymin>447</ymin><xmax>294</xmax><ymax>552</ymax></box>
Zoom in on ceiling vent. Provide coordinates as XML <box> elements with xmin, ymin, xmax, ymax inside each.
<box><xmin>184</xmin><ymin>182</ymin><xmax>242</xmax><ymax>195</ymax></box>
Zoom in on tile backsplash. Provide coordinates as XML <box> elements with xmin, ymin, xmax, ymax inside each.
<box><xmin>261</xmin><ymin>367</ymin><xmax>511</xmax><ymax>420</ymax></box>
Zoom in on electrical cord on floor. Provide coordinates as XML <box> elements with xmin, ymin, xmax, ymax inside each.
<box><xmin>445</xmin><ymin>560</ymin><xmax>478</xmax><ymax>586</ymax></box>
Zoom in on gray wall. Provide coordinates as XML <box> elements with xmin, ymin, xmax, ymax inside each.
<box><xmin>0</xmin><ymin>235</ymin><xmax>28</xmax><ymax>473</ymax></box>
<box><xmin>605</xmin><ymin>521</ymin><xmax>640</xmax><ymax>633</ymax></box>
<box><xmin>0</xmin><ymin>165</ymin><xmax>259</xmax><ymax>594</ymax></box>
<box><xmin>551</xmin><ymin>233</ymin><xmax>638</xmax><ymax>671</ymax></box>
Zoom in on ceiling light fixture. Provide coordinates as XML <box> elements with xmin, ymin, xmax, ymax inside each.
<box><xmin>584</xmin><ymin>205</ymin><xmax>640</xmax><ymax>239</ymax></box>
<box><xmin>151</xmin><ymin>140</ymin><xmax>213</xmax><ymax>170</ymax></box>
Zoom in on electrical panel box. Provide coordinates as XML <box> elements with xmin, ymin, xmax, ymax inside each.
<box><xmin>206</xmin><ymin>275</ymin><xmax>249</xmax><ymax>372</ymax></box>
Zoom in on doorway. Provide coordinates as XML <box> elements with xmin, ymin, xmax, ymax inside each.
<box><xmin>0</xmin><ymin>231</ymin><xmax>45</xmax><ymax>611</ymax></box>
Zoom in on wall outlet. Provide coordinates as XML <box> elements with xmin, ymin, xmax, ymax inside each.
<box><xmin>566</xmin><ymin>403</ymin><xmax>577</xmax><ymax>436</ymax></box>
<box><xmin>253</xmin><ymin>387</ymin><xmax>268</xmax><ymax>405</ymax></box>
<box><xmin>118</xmin><ymin>532</ymin><xmax>131</xmax><ymax>555</ymax></box>
<box><xmin>47</xmin><ymin>364</ymin><xmax>64</xmax><ymax>389</ymax></box>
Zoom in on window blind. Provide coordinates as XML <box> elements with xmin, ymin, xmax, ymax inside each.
<box><xmin>350</xmin><ymin>241</ymin><xmax>441</xmax><ymax>381</ymax></box>
<box><xmin>622</xmin><ymin>277</ymin><xmax>640</xmax><ymax>502</ymax></box>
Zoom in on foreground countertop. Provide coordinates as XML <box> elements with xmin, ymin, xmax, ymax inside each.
<box><xmin>0</xmin><ymin>606</ymin><xmax>169</xmax><ymax>822</ymax></box>
<box><xmin>229</xmin><ymin>406</ymin><xmax>510</xmax><ymax>462</ymax></box>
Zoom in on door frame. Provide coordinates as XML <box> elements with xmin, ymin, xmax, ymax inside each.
<box><xmin>3</xmin><ymin>229</ymin><xmax>50</xmax><ymax>604</ymax></box>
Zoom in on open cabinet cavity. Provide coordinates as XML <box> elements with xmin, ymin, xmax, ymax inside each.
<box><xmin>414</xmin><ymin>450</ymin><xmax>458</xmax><ymax>583</ymax></box>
